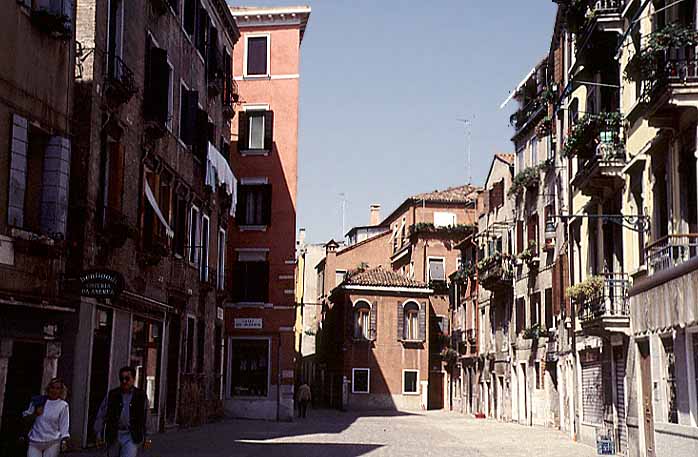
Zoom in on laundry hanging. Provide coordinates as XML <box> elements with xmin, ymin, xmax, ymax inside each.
<box><xmin>144</xmin><ymin>180</ymin><xmax>174</xmax><ymax>238</ymax></box>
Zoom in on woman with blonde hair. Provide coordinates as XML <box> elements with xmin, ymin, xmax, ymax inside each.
<box><xmin>22</xmin><ymin>378</ymin><xmax>70</xmax><ymax>457</ymax></box>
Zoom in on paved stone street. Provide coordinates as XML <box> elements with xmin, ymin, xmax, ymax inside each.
<box><xmin>77</xmin><ymin>410</ymin><xmax>596</xmax><ymax>457</ymax></box>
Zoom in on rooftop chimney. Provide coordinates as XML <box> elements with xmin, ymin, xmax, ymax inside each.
<box><xmin>369</xmin><ymin>204</ymin><xmax>381</xmax><ymax>226</ymax></box>
<box><xmin>298</xmin><ymin>228</ymin><xmax>306</xmax><ymax>247</ymax></box>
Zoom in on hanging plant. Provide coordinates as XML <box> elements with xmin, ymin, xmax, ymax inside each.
<box><xmin>508</xmin><ymin>160</ymin><xmax>552</xmax><ymax>198</ymax></box>
<box><xmin>624</xmin><ymin>23</ymin><xmax>698</xmax><ymax>82</ymax></box>
<box><xmin>561</xmin><ymin>112</ymin><xmax>622</xmax><ymax>158</ymax></box>
<box><xmin>517</xmin><ymin>240</ymin><xmax>538</xmax><ymax>264</ymax></box>
<box><xmin>409</xmin><ymin>223</ymin><xmax>475</xmax><ymax>237</ymax></box>
<box><xmin>536</xmin><ymin>116</ymin><xmax>552</xmax><ymax>137</ymax></box>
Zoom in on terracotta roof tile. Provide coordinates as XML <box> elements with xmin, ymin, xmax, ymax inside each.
<box><xmin>410</xmin><ymin>184</ymin><xmax>480</xmax><ymax>204</ymax></box>
<box><xmin>343</xmin><ymin>266</ymin><xmax>428</xmax><ymax>289</ymax></box>
<box><xmin>495</xmin><ymin>153</ymin><xmax>515</xmax><ymax>165</ymax></box>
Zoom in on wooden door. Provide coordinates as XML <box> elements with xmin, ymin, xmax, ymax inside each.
<box><xmin>638</xmin><ymin>341</ymin><xmax>655</xmax><ymax>457</ymax></box>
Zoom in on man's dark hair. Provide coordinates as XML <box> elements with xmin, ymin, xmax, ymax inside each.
<box><xmin>119</xmin><ymin>366</ymin><xmax>137</xmax><ymax>378</ymax></box>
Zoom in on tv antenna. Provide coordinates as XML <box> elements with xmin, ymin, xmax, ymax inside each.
<box><xmin>456</xmin><ymin>117</ymin><xmax>474</xmax><ymax>184</ymax></box>
<box><xmin>339</xmin><ymin>193</ymin><xmax>347</xmax><ymax>240</ymax></box>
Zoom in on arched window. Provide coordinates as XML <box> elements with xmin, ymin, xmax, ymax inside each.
<box><xmin>354</xmin><ymin>300</ymin><xmax>371</xmax><ymax>340</ymax></box>
<box><xmin>403</xmin><ymin>301</ymin><xmax>420</xmax><ymax>341</ymax></box>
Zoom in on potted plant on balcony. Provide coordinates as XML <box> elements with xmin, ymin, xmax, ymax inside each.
<box><xmin>566</xmin><ymin>275</ymin><xmax>605</xmax><ymax>304</ymax></box>
<box><xmin>625</xmin><ymin>23</ymin><xmax>698</xmax><ymax>83</ymax></box>
<box><xmin>31</xmin><ymin>8</ymin><xmax>71</xmax><ymax>39</ymax></box>
<box><xmin>518</xmin><ymin>240</ymin><xmax>540</xmax><ymax>269</ymax></box>
<box><xmin>523</xmin><ymin>323</ymin><xmax>549</xmax><ymax>340</ymax></box>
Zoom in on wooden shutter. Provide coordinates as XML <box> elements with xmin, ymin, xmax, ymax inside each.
<box><xmin>262</xmin><ymin>184</ymin><xmax>272</xmax><ymax>225</ymax></box>
<box><xmin>107</xmin><ymin>142</ymin><xmax>125</xmax><ymax>211</ymax></box>
<box><xmin>370</xmin><ymin>302</ymin><xmax>377</xmax><ymax>341</ymax></box>
<box><xmin>62</xmin><ymin>0</ymin><xmax>73</xmax><ymax>30</ymax></box>
<box><xmin>260</xmin><ymin>261</ymin><xmax>270</xmax><ymax>302</ymax></box>
<box><xmin>184</xmin><ymin>0</ymin><xmax>196</xmax><ymax>35</ymax></box>
<box><xmin>181</xmin><ymin>90</ymin><xmax>198</xmax><ymax>146</ymax></box>
<box><xmin>195</xmin><ymin>108</ymin><xmax>209</xmax><ymax>160</ymax></box>
<box><xmin>396</xmin><ymin>302</ymin><xmax>404</xmax><ymax>341</ymax></box>
<box><xmin>418</xmin><ymin>302</ymin><xmax>427</xmax><ymax>342</ymax></box>
<box><xmin>346</xmin><ymin>301</ymin><xmax>355</xmax><ymax>340</ymax></box>
<box><xmin>8</xmin><ymin>114</ymin><xmax>28</xmax><ymax>227</ymax></box>
<box><xmin>552</xmin><ymin>259</ymin><xmax>561</xmax><ymax>315</ymax></box>
<box><xmin>516</xmin><ymin>220</ymin><xmax>524</xmax><ymax>254</ymax></box>
<box><xmin>235</xmin><ymin>184</ymin><xmax>246</xmax><ymax>224</ymax></box>
<box><xmin>151</xmin><ymin>47</ymin><xmax>169</xmax><ymax>126</ymax></box>
<box><xmin>263</xmin><ymin>111</ymin><xmax>274</xmax><ymax>151</ymax></box>
<box><xmin>237</xmin><ymin>111</ymin><xmax>248</xmax><ymax>152</ymax></box>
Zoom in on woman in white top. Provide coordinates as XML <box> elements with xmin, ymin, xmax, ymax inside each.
<box><xmin>22</xmin><ymin>378</ymin><xmax>70</xmax><ymax>457</ymax></box>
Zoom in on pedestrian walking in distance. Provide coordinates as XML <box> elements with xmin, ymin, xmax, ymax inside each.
<box><xmin>94</xmin><ymin>366</ymin><xmax>151</xmax><ymax>457</ymax></box>
<box><xmin>22</xmin><ymin>377</ymin><xmax>70</xmax><ymax>457</ymax></box>
<box><xmin>297</xmin><ymin>382</ymin><xmax>312</xmax><ymax>418</ymax></box>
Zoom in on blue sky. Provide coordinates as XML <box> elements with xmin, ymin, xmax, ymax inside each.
<box><xmin>229</xmin><ymin>1</ymin><xmax>557</xmax><ymax>243</ymax></box>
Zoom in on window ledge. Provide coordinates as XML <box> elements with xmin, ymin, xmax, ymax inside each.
<box><xmin>240</xmin><ymin>149</ymin><xmax>270</xmax><ymax>157</ymax></box>
<box><xmin>243</xmin><ymin>74</ymin><xmax>271</xmax><ymax>81</ymax></box>
<box><xmin>402</xmin><ymin>392</ymin><xmax>420</xmax><ymax>396</ymax></box>
<box><xmin>401</xmin><ymin>339</ymin><xmax>424</xmax><ymax>344</ymax></box>
<box><xmin>351</xmin><ymin>391</ymin><xmax>370</xmax><ymax>395</ymax></box>
<box><xmin>239</xmin><ymin>225</ymin><xmax>268</xmax><ymax>232</ymax></box>
<box><xmin>224</xmin><ymin>301</ymin><xmax>273</xmax><ymax>309</ymax></box>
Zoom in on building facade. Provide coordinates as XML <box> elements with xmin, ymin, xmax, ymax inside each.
<box><xmin>224</xmin><ymin>5</ymin><xmax>310</xmax><ymax>421</ymax></box>
<box><xmin>0</xmin><ymin>2</ymin><xmax>76</xmax><ymax>455</ymax></box>
<box><xmin>69</xmin><ymin>0</ymin><xmax>239</xmax><ymax>445</ymax></box>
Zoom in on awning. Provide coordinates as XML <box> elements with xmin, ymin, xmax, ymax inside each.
<box><xmin>205</xmin><ymin>142</ymin><xmax>237</xmax><ymax>215</ymax></box>
<box><xmin>144</xmin><ymin>180</ymin><xmax>174</xmax><ymax>238</ymax></box>
<box><xmin>499</xmin><ymin>65</ymin><xmax>536</xmax><ymax>109</ymax></box>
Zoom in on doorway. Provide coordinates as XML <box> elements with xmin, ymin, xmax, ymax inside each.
<box><xmin>0</xmin><ymin>341</ymin><xmax>45</xmax><ymax>457</ymax></box>
<box><xmin>638</xmin><ymin>341</ymin><xmax>656</xmax><ymax>457</ymax></box>
<box><xmin>165</xmin><ymin>316</ymin><xmax>181</xmax><ymax>425</ymax></box>
<box><xmin>87</xmin><ymin>308</ymin><xmax>113</xmax><ymax>445</ymax></box>
<box><xmin>613</xmin><ymin>345</ymin><xmax>628</xmax><ymax>456</ymax></box>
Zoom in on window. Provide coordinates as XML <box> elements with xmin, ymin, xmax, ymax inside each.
<box><xmin>428</xmin><ymin>258</ymin><xmax>446</xmax><ymax>282</ymax></box>
<box><xmin>354</xmin><ymin>301</ymin><xmax>371</xmax><ymax>340</ymax></box>
<box><xmin>516</xmin><ymin>298</ymin><xmax>525</xmax><ymax>333</ymax></box>
<box><xmin>99</xmin><ymin>138</ymin><xmax>124</xmax><ymax>228</ymax></box>
<box><xmin>217</xmin><ymin>229</ymin><xmax>226</xmax><ymax>290</ymax></box>
<box><xmin>489</xmin><ymin>180</ymin><xmax>504</xmax><ymax>210</ymax></box>
<box><xmin>544</xmin><ymin>288</ymin><xmax>553</xmax><ymax>330</ymax></box>
<box><xmin>172</xmin><ymin>195</ymin><xmax>187</xmax><ymax>256</ymax></box>
<box><xmin>7</xmin><ymin>116</ymin><xmax>71</xmax><ymax>236</ymax></box>
<box><xmin>233</xmin><ymin>251</ymin><xmax>269</xmax><ymax>303</ymax></box>
<box><xmin>231</xmin><ymin>339</ymin><xmax>269</xmax><ymax>397</ymax></box>
<box><xmin>189</xmin><ymin>206</ymin><xmax>200</xmax><ymax>265</ymax></box>
<box><xmin>434</xmin><ymin>212</ymin><xmax>457</xmax><ymax>227</ymax></box>
<box><xmin>516</xmin><ymin>146</ymin><xmax>525</xmax><ymax>173</ymax></box>
<box><xmin>183</xmin><ymin>0</ymin><xmax>196</xmax><ymax>36</ymax></box>
<box><xmin>236</xmin><ymin>184</ymin><xmax>271</xmax><ymax>226</ymax></box>
<box><xmin>534</xmin><ymin>361</ymin><xmax>542</xmax><ymax>390</ymax></box>
<box><xmin>404</xmin><ymin>302</ymin><xmax>420</xmax><ymax>341</ymax></box>
<box><xmin>403</xmin><ymin>370</ymin><xmax>419</xmax><ymax>394</ymax></box>
<box><xmin>662</xmin><ymin>336</ymin><xmax>678</xmax><ymax>424</ymax></box>
<box><xmin>200</xmin><ymin>215</ymin><xmax>210</xmax><ymax>281</ymax></box>
<box><xmin>130</xmin><ymin>318</ymin><xmax>161</xmax><ymax>411</ymax></box>
<box><xmin>245</xmin><ymin>35</ymin><xmax>269</xmax><ymax>77</ymax></box>
<box><xmin>178</xmin><ymin>83</ymin><xmax>198</xmax><ymax>145</ymax></box>
<box><xmin>335</xmin><ymin>269</ymin><xmax>347</xmax><ymax>286</ymax></box>
<box><xmin>529</xmin><ymin>292</ymin><xmax>540</xmax><ymax>327</ymax></box>
<box><xmin>530</xmin><ymin>136</ymin><xmax>538</xmax><ymax>166</ymax></box>
<box><xmin>106</xmin><ymin>0</ymin><xmax>124</xmax><ymax>77</ymax></box>
<box><xmin>184</xmin><ymin>316</ymin><xmax>196</xmax><ymax>373</ymax></box>
<box><xmin>196</xmin><ymin>320</ymin><xmax>205</xmax><ymax>373</ymax></box>
<box><xmin>237</xmin><ymin>110</ymin><xmax>274</xmax><ymax>152</ymax></box>
<box><xmin>527</xmin><ymin>213</ymin><xmax>539</xmax><ymax>252</ymax></box>
<box><xmin>144</xmin><ymin>40</ymin><xmax>170</xmax><ymax>129</ymax></box>
<box><xmin>352</xmin><ymin>368</ymin><xmax>370</xmax><ymax>394</ymax></box>
<box><xmin>166</xmin><ymin>61</ymin><xmax>174</xmax><ymax>130</ymax></box>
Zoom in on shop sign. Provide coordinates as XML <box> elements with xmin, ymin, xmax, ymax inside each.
<box><xmin>234</xmin><ymin>318</ymin><xmax>262</xmax><ymax>329</ymax></box>
<box><xmin>79</xmin><ymin>270</ymin><xmax>124</xmax><ymax>299</ymax></box>
<box><xmin>217</xmin><ymin>307</ymin><xmax>224</xmax><ymax>320</ymax></box>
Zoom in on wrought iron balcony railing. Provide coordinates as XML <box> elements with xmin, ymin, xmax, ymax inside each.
<box><xmin>645</xmin><ymin>233</ymin><xmax>698</xmax><ymax>274</ymax></box>
<box><xmin>104</xmin><ymin>53</ymin><xmax>137</xmax><ymax>106</ymax></box>
<box><xmin>578</xmin><ymin>272</ymin><xmax>630</xmax><ymax>322</ymax></box>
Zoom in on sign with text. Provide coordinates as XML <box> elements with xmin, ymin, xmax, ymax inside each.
<box><xmin>79</xmin><ymin>270</ymin><xmax>124</xmax><ymax>299</ymax></box>
<box><xmin>234</xmin><ymin>318</ymin><xmax>263</xmax><ymax>329</ymax></box>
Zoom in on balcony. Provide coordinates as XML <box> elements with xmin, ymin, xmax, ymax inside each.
<box><xmin>645</xmin><ymin>234</ymin><xmax>698</xmax><ymax>274</ymax></box>
<box><xmin>577</xmin><ymin>273</ymin><xmax>630</xmax><ymax>335</ymax></box>
<box><xmin>477</xmin><ymin>253</ymin><xmax>513</xmax><ymax>292</ymax></box>
<box><xmin>570</xmin><ymin>144</ymin><xmax>626</xmax><ymax>197</ymax></box>
<box><xmin>562</xmin><ymin>112</ymin><xmax>621</xmax><ymax>158</ymax></box>
<box><xmin>510</xmin><ymin>95</ymin><xmax>546</xmax><ymax>134</ymax></box>
<box><xmin>103</xmin><ymin>53</ymin><xmax>138</xmax><ymax>108</ymax></box>
<box><xmin>569</xmin><ymin>0</ymin><xmax>623</xmax><ymax>54</ymax></box>
<box><xmin>625</xmin><ymin>24</ymin><xmax>698</xmax><ymax>124</ymax></box>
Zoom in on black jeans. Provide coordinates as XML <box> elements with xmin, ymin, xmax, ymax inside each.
<box><xmin>299</xmin><ymin>400</ymin><xmax>309</xmax><ymax>418</ymax></box>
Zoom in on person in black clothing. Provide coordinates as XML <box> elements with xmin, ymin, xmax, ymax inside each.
<box><xmin>93</xmin><ymin>367</ymin><xmax>151</xmax><ymax>457</ymax></box>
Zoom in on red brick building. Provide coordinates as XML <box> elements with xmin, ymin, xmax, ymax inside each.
<box><xmin>316</xmin><ymin>185</ymin><xmax>480</xmax><ymax>410</ymax></box>
<box><xmin>224</xmin><ymin>5</ymin><xmax>310</xmax><ymax>421</ymax></box>
<box><xmin>323</xmin><ymin>267</ymin><xmax>433</xmax><ymax>411</ymax></box>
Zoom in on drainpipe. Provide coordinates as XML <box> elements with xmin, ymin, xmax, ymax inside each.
<box><xmin>277</xmin><ymin>332</ymin><xmax>282</xmax><ymax>421</ymax></box>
